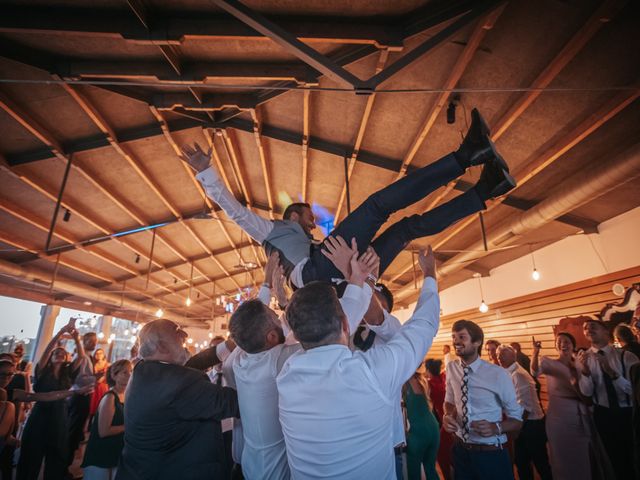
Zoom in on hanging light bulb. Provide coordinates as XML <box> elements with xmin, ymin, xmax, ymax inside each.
<box><xmin>109</xmin><ymin>333</ymin><xmax>116</xmax><ymax>340</ymax></box>
<box><xmin>130</xmin><ymin>335</ymin><xmax>137</xmax><ymax>343</ymax></box>
<box><xmin>97</xmin><ymin>332</ymin><xmax>105</xmax><ymax>339</ymax></box>
<box><xmin>186</xmin><ymin>297</ymin><xmax>192</xmax><ymax>307</ymax></box>
<box><xmin>474</xmin><ymin>274</ymin><xmax>489</xmax><ymax>313</ymax></box>
<box><xmin>529</xmin><ymin>250</ymin><xmax>541</xmax><ymax>281</ymax></box>
<box><xmin>208</xmin><ymin>332</ymin><xmax>213</xmax><ymax>339</ymax></box>
<box><xmin>187</xmin><ymin>338</ymin><xmax>193</xmax><ymax>344</ymax></box>
<box><xmin>155</xmin><ymin>307</ymin><xmax>164</xmax><ymax>318</ymax></box>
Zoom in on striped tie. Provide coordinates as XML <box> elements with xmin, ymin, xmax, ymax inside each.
<box><xmin>461</xmin><ymin>365</ymin><xmax>470</xmax><ymax>442</ymax></box>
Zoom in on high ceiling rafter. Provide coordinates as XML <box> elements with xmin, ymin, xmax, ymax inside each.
<box><xmin>50</xmin><ymin>83</ymin><xmax>230</xmax><ymax>297</ymax></box>
<box><xmin>380</xmin><ymin>0</ymin><xmax>628</xmax><ymax>291</ymax></box>
<box><xmin>385</xmin><ymin>87</ymin><xmax>640</xmax><ymax>294</ymax></box>
<box><xmin>0</xmin><ymin>94</ymin><xmax>222</xmax><ymax>305</ymax></box>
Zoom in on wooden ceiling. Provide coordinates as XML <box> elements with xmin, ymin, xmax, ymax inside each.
<box><xmin>0</xmin><ymin>0</ymin><xmax>639</xmax><ymax>326</ymax></box>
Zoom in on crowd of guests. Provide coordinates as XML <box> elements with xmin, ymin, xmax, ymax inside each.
<box><xmin>1</xmin><ymin>242</ymin><xmax>639</xmax><ymax>480</ymax></box>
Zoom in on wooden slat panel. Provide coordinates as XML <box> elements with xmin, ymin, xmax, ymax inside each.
<box><xmin>426</xmin><ymin>266</ymin><xmax>640</xmax><ymax>408</ymax></box>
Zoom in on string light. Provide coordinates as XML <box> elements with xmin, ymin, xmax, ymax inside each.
<box><xmin>187</xmin><ymin>338</ymin><xmax>193</xmax><ymax>344</ymax></box>
<box><xmin>109</xmin><ymin>333</ymin><xmax>116</xmax><ymax>340</ymax></box>
<box><xmin>124</xmin><ymin>329</ymin><xmax>130</xmax><ymax>336</ymax></box>
<box><xmin>130</xmin><ymin>335</ymin><xmax>137</xmax><ymax>343</ymax></box>
<box><xmin>186</xmin><ymin>297</ymin><xmax>192</xmax><ymax>307</ymax></box>
<box><xmin>155</xmin><ymin>307</ymin><xmax>164</xmax><ymax>318</ymax></box>
<box><xmin>208</xmin><ymin>332</ymin><xmax>213</xmax><ymax>339</ymax></box>
<box><xmin>97</xmin><ymin>332</ymin><xmax>105</xmax><ymax>339</ymax></box>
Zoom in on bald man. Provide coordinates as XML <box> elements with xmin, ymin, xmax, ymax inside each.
<box><xmin>116</xmin><ymin>319</ymin><xmax>239</xmax><ymax>480</ymax></box>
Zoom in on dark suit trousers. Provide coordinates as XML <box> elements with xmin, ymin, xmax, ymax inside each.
<box><xmin>514</xmin><ymin>418</ymin><xmax>552</xmax><ymax>480</ymax></box>
<box><xmin>593</xmin><ymin>405</ymin><xmax>634</xmax><ymax>480</ymax></box>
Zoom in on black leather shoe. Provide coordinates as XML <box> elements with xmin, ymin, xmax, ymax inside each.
<box><xmin>475</xmin><ymin>157</ymin><xmax>516</xmax><ymax>201</ymax></box>
<box><xmin>457</xmin><ymin>108</ymin><xmax>509</xmax><ymax>171</ymax></box>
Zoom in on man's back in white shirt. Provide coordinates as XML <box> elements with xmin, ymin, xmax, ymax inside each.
<box><xmin>276</xmin><ymin>277</ymin><xmax>439</xmax><ymax>480</ymax></box>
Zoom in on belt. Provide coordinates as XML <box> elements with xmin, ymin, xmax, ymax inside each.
<box><xmin>453</xmin><ymin>436</ymin><xmax>503</xmax><ymax>451</ymax></box>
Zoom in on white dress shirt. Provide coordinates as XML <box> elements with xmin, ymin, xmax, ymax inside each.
<box><xmin>445</xmin><ymin>357</ymin><xmax>523</xmax><ymax>445</ymax></box>
<box><xmin>197</xmin><ymin>167</ymin><xmax>310</xmax><ymax>287</ymax></box>
<box><xmin>223</xmin><ymin>283</ymin><xmax>372</xmax><ymax>480</ymax></box>
<box><xmin>276</xmin><ymin>277</ymin><xmax>439</xmax><ymax>480</ymax></box>
<box><xmin>577</xmin><ymin>344</ymin><xmax>639</xmax><ymax>408</ymax></box>
<box><xmin>506</xmin><ymin>362</ymin><xmax>544</xmax><ymax>421</ymax></box>
<box><xmin>367</xmin><ymin>311</ymin><xmax>405</xmax><ymax>448</ymax></box>
<box><xmin>443</xmin><ymin>352</ymin><xmax>454</xmax><ymax>371</ymax></box>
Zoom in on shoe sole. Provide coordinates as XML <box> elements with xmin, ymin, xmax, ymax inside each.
<box><xmin>473</xmin><ymin>109</ymin><xmax>512</xmax><ymax>173</ymax></box>
<box><xmin>491</xmin><ymin>169</ymin><xmax>517</xmax><ymax>198</ymax></box>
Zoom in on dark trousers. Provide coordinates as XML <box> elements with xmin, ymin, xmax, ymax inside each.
<box><xmin>593</xmin><ymin>405</ymin><xmax>634</xmax><ymax>480</ymax></box>
<box><xmin>514</xmin><ymin>418</ymin><xmax>552</xmax><ymax>480</ymax></box>
<box><xmin>0</xmin><ymin>444</ymin><xmax>15</xmax><ymax>480</ymax></box>
<box><xmin>17</xmin><ymin>406</ymin><xmax>69</xmax><ymax>480</ymax></box>
<box><xmin>303</xmin><ymin>153</ymin><xmax>484</xmax><ymax>283</ymax></box>
<box><xmin>66</xmin><ymin>394</ymin><xmax>90</xmax><ymax>467</ymax></box>
<box><xmin>452</xmin><ymin>443</ymin><xmax>513</xmax><ymax>480</ymax></box>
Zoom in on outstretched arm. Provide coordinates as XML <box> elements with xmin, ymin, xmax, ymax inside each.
<box><xmin>182</xmin><ymin>142</ymin><xmax>274</xmax><ymax>243</ymax></box>
<box><xmin>13</xmin><ymin>384</ymin><xmax>94</xmax><ymax>403</ymax></box>
<box><xmin>362</xmin><ymin>247</ymin><xmax>440</xmax><ymax>397</ymax></box>
<box><xmin>35</xmin><ymin>323</ymin><xmax>72</xmax><ymax>375</ymax></box>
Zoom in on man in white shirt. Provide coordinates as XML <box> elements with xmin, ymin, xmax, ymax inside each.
<box><xmin>205</xmin><ymin>241</ymin><xmax>376</xmax><ymax>480</ymax></box>
<box><xmin>497</xmin><ymin>345</ymin><xmax>551</xmax><ymax>480</ymax></box>
<box><xmin>276</xmin><ymin>247</ymin><xmax>439</xmax><ymax>479</ymax></box>
<box><xmin>577</xmin><ymin>318</ymin><xmax>639</xmax><ymax>480</ymax></box>
<box><xmin>182</xmin><ymin>108</ymin><xmax>515</xmax><ymax>289</ymax></box>
<box><xmin>353</xmin><ymin>283</ymin><xmax>405</xmax><ymax>480</ymax></box>
<box><xmin>443</xmin><ymin>320</ymin><xmax>522</xmax><ymax>480</ymax></box>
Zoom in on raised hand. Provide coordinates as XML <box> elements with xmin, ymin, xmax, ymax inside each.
<box><xmin>272</xmin><ymin>265</ymin><xmax>289</xmax><ymax>308</ymax></box>
<box><xmin>418</xmin><ymin>246</ymin><xmax>436</xmax><ymax>279</ymax></box>
<box><xmin>321</xmin><ymin>236</ymin><xmax>357</xmax><ymax>280</ymax></box>
<box><xmin>181</xmin><ymin>142</ymin><xmax>213</xmax><ymax>173</ymax></box>
<box><xmin>350</xmin><ymin>247</ymin><xmax>379</xmax><ymax>286</ymax></box>
<box><xmin>263</xmin><ymin>252</ymin><xmax>280</xmax><ymax>286</ymax></box>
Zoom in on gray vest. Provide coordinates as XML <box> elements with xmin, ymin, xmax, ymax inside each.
<box><xmin>262</xmin><ymin>220</ymin><xmax>313</xmax><ymax>278</ymax></box>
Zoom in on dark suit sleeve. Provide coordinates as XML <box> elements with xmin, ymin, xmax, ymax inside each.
<box><xmin>173</xmin><ymin>373</ymin><xmax>239</xmax><ymax>421</ymax></box>
<box><xmin>184</xmin><ymin>346</ymin><xmax>221</xmax><ymax>371</ymax></box>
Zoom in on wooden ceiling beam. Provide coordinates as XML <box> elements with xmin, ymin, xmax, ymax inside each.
<box><xmin>249</xmin><ymin>109</ymin><xmax>275</xmax><ymax>219</ymax></box>
<box><xmin>59</xmin><ymin>60</ymin><xmax>316</xmax><ymax>84</ymax></box>
<box><xmin>149</xmin><ymin>107</ymin><xmax>262</xmax><ymax>288</ymax></box>
<box><xmin>0</xmin><ymin>198</ymin><xmax>186</xmax><ymax>307</ymax></box>
<box><xmin>382</xmin><ymin>2</ymin><xmax>629</xmax><ymax>289</ymax></box>
<box><xmin>395</xmin><ymin>7</ymin><xmax>504</xmax><ymax>179</ymax></box>
<box><xmin>218</xmin><ymin>128</ymin><xmax>266</xmax><ymax>272</ymax></box>
<box><xmin>60</xmin><ymin>83</ymin><xmax>233</xmax><ymax>295</ymax></box>
<box><xmin>0</xmin><ymin>103</ymin><xmax>215</xmax><ymax>303</ymax></box>
<box><xmin>383</xmin><ymin>87</ymin><xmax>640</xmax><ymax>289</ymax></box>
<box><xmin>362</xmin><ymin>0</ymin><xmax>504</xmax><ymax>91</ymax></box>
<box><xmin>152</xmin><ymin>93</ymin><xmax>256</xmax><ymax>111</ymax></box>
<box><xmin>334</xmin><ymin>49</ymin><xmax>389</xmax><ymax>222</ymax></box>
<box><xmin>490</xmin><ymin>0</ymin><xmax>625</xmax><ymax>141</ymax></box>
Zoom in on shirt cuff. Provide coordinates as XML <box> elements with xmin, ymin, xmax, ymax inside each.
<box><xmin>216</xmin><ymin>340</ymin><xmax>232</xmax><ymax>363</ymax></box>
<box><xmin>195</xmin><ymin>166</ymin><xmax>222</xmax><ymax>185</ymax></box>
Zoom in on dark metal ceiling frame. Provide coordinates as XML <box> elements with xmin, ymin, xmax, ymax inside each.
<box><xmin>213</xmin><ymin>0</ymin><xmax>504</xmax><ymax>93</ymax></box>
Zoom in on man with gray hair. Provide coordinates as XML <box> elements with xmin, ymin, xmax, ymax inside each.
<box><xmin>497</xmin><ymin>344</ymin><xmax>551</xmax><ymax>480</ymax></box>
<box><xmin>116</xmin><ymin>319</ymin><xmax>238</xmax><ymax>480</ymax></box>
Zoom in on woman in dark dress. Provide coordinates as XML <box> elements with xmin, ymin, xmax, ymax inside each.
<box><xmin>16</xmin><ymin>322</ymin><xmax>88</xmax><ymax>480</ymax></box>
<box><xmin>82</xmin><ymin>359</ymin><xmax>131</xmax><ymax>480</ymax></box>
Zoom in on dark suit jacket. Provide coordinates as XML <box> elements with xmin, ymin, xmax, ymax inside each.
<box><xmin>116</xmin><ymin>360</ymin><xmax>239</xmax><ymax>480</ymax></box>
